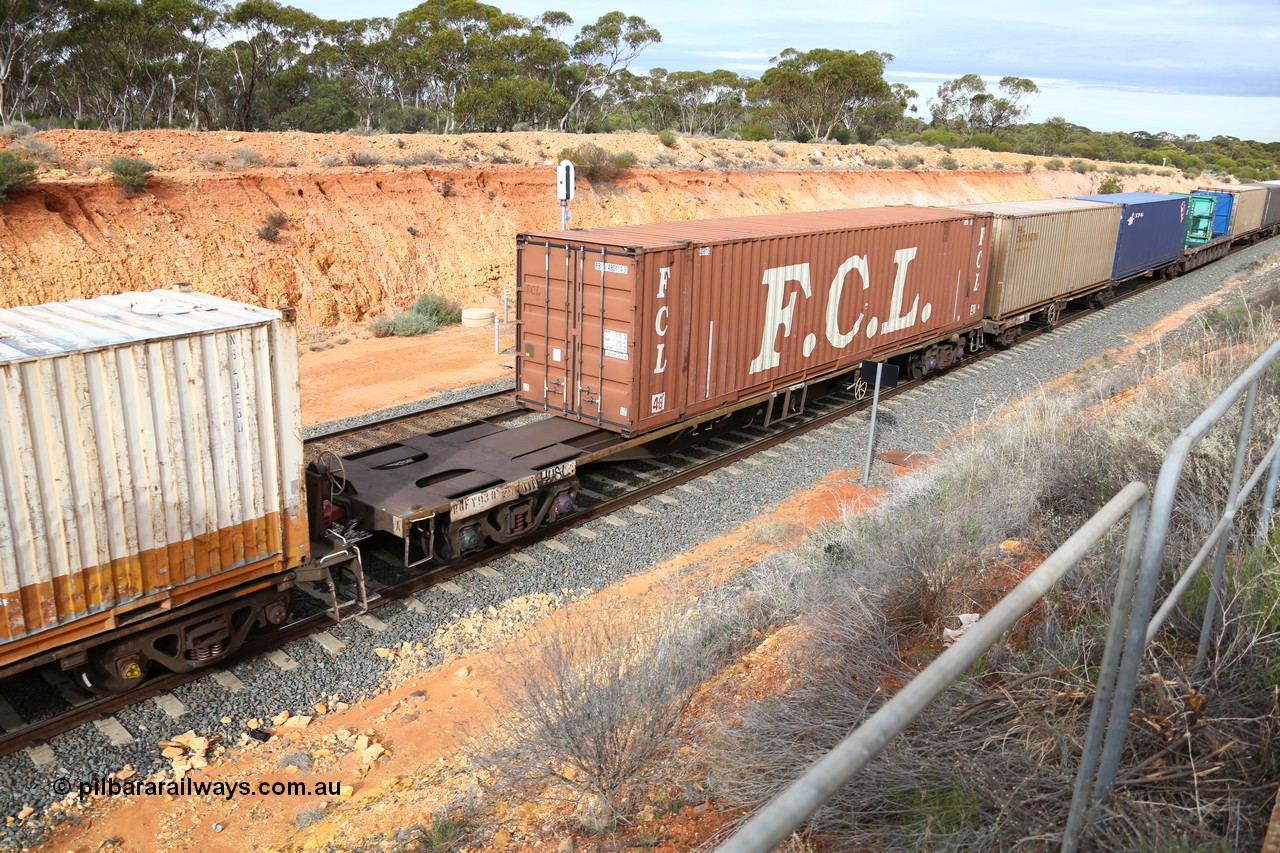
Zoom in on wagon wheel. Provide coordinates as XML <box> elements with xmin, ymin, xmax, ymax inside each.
<box><xmin>908</xmin><ymin>353</ymin><xmax>925</xmax><ymax>381</ymax></box>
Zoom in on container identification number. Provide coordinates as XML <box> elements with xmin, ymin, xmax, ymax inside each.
<box><xmin>450</xmin><ymin>461</ymin><xmax>578</xmax><ymax>521</ymax></box>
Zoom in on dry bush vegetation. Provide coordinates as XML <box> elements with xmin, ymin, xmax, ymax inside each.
<box><xmin>467</xmin><ymin>263</ymin><xmax>1280</xmax><ymax>850</ymax></box>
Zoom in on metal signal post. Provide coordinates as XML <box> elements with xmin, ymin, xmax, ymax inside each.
<box><xmin>557</xmin><ymin>159</ymin><xmax>575</xmax><ymax>230</ymax></box>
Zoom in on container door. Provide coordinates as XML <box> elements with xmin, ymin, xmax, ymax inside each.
<box><xmin>517</xmin><ymin>240</ymin><xmax>576</xmax><ymax>416</ymax></box>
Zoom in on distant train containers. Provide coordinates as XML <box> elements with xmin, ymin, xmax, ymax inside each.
<box><xmin>515</xmin><ymin>207</ymin><xmax>992</xmax><ymax>436</ymax></box>
<box><xmin>1199</xmin><ymin>184</ymin><xmax>1267</xmax><ymax>237</ymax></box>
<box><xmin>940</xmin><ymin>199</ymin><xmax>1120</xmax><ymax>338</ymax></box>
<box><xmin>1244</xmin><ymin>181</ymin><xmax>1280</xmax><ymax>229</ymax></box>
<box><xmin>1074</xmin><ymin>192</ymin><xmax>1189</xmax><ymax>281</ymax></box>
<box><xmin>0</xmin><ymin>290</ymin><xmax>304</xmax><ymax>684</ymax></box>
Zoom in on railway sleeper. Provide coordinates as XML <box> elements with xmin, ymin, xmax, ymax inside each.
<box><xmin>67</xmin><ymin>587</ymin><xmax>292</xmax><ymax>695</ymax></box>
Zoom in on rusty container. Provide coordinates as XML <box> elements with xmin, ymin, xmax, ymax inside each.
<box><xmin>1199</xmin><ymin>184</ymin><xmax>1267</xmax><ymax>236</ymax></box>
<box><xmin>941</xmin><ymin>199</ymin><xmax>1121</xmax><ymax>329</ymax></box>
<box><xmin>0</xmin><ymin>290</ymin><xmax>306</xmax><ymax>669</ymax></box>
<box><xmin>516</xmin><ymin>207</ymin><xmax>991</xmax><ymax>436</ymax></box>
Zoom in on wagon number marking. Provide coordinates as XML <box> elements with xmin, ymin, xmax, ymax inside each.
<box><xmin>450</xmin><ymin>461</ymin><xmax>577</xmax><ymax>521</ymax></box>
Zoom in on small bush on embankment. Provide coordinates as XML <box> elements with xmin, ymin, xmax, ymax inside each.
<box><xmin>0</xmin><ymin>151</ymin><xmax>36</xmax><ymax>204</ymax></box>
<box><xmin>700</xmin><ymin>300</ymin><xmax>1280</xmax><ymax>849</ymax></box>
<box><xmin>368</xmin><ymin>293</ymin><xmax>462</xmax><ymax>338</ymax></box>
<box><xmin>106</xmin><ymin>155</ymin><xmax>155</xmax><ymax>196</ymax></box>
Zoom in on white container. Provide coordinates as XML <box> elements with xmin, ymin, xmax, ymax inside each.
<box><xmin>0</xmin><ymin>290</ymin><xmax>306</xmax><ymax>657</ymax></box>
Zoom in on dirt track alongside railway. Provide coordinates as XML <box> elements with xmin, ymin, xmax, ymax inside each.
<box><xmin>0</xmin><ymin>130</ymin><xmax>1195</xmax><ymax>337</ymax></box>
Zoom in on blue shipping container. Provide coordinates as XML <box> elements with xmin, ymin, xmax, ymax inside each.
<box><xmin>1075</xmin><ymin>192</ymin><xmax>1189</xmax><ymax>281</ymax></box>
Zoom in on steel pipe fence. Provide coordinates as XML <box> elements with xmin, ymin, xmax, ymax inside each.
<box><xmin>717</xmin><ymin>336</ymin><xmax>1280</xmax><ymax>853</ymax></box>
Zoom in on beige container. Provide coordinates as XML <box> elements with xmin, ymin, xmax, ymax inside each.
<box><xmin>942</xmin><ymin>199</ymin><xmax>1121</xmax><ymax>326</ymax></box>
<box><xmin>1199</xmin><ymin>184</ymin><xmax>1267</xmax><ymax>236</ymax></box>
<box><xmin>0</xmin><ymin>290</ymin><xmax>306</xmax><ymax>663</ymax></box>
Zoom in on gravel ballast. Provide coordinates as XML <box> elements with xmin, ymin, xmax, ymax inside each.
<box><xmin>2</xmin><ymin>238</ymin><xmax>1277</xmax><ymax>847</ymax></box>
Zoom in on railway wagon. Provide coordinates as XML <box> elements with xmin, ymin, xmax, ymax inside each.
<box><xmin>939</xmin><ymin>199</ymin><xmax>1120</xmax><ymax>343</ymax></box>
<box><xmin>0</xmin><ymin>289</ymin><xmax>311</xmax><ymax>692</ymax></box>
<box><xmin>1074</xmin><ymin>192</ymin><xmax>1189</xmax><ymax>281</ymax></box>
<box><xmin>1199</xmin><ymin>184</ymin><xmax>1267</xmax><ymax>238</ymax></box>
<box><xmin>515</xmin><ymin>207</ymin><xmax>992</xmax><ymax>436</ymax></box>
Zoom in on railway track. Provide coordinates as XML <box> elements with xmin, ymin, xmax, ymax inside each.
<box><xmin>0</xmin><ymin>265</ymin><xmax>1206</xmax><ymax>761</ymax></box>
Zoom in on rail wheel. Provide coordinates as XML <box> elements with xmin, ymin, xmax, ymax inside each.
<box><xmin>71</xmin><ymin>647</ymin><xmax>150</xmax><ymax>696</ymax></box>
<box><xmin>1091</xmin><ymin>286</ymin><xmax>1117</xmax><ymax>308</ymax></box>
<box><xmin>908</xmin><ymin>353</ymin><xmax>925</xmax><ymax>381</ymax></box>
<box><xmin>1045</xmin><ymin>301</ymin><xmax>1064</xmax><ymax>327</ymax></box>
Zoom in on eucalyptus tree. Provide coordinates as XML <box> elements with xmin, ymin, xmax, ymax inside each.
<box><xmin>388</xmin><ymin>0</ymin><xmax>521</xmax><ymax>133</ymax></box>
<box><xmin>753</xmin><ymin>47</ymin><xmax>892</xmax><ymax>142</ymax></box>
<box><xmin>558</xmin><ymin>11</ymin><xmax>659</xmax><ymax>131</ymax></box>
<box><xmin>929</xmin><ymin>73</ymin><xmax>1039</xmax><ymax>135</ymax></box>
<box><xmin>0</xmin><ymin>0</ymin><xmax>81</xmax><ymax>124</ymax></box>
<box><xmin>219</xmin><ymin>0</ymin><xmax>322</xmax><ymax>130</ymax></box>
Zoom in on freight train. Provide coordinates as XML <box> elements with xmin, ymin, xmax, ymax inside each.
<box><xmin>2</xmin><ymin>181</ymin><xmax>1278</xmax><ymax>694</ymax></box>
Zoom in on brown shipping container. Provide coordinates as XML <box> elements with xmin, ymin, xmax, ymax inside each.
<box><xmin>1199</xmin><ymin>184</ymin><xmax>1267</xmax><ymax>236</ymax></box>
<box><xmin>942</xmin><ymin>200</ymin><xmax>1121</xmax><ymax>328</ymax></box>
<box><xmin>517</xmin><ymin>207</ymin><xmax>991</xmax><ymax>436</ymax></box>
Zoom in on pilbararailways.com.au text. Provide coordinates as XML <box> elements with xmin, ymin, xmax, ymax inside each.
<box><xmin>60</xmin><ymin>777</ymin><xmax>344</xmax><ymax>800</ymax></box>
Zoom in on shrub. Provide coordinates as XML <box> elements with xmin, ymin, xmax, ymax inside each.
<box><xmin>769</xmin><ymin>144</ymin><xmax>788</xmax><ymax>157</ymax></box>
<box><xmin>348</xmin><ymin>150</ymin><xmax>385</xmax><ymax>166</ymax></box>
<box><xmin>265</xmin><ymin>211</ymin><xmax>287</xmax><ymax>229</ymax></box>
<box><xmin>657</xmin><ymin>128</ymin><xmax>678</xmax><ymax>147</ymax></box>
<box><xmin>614</xmin><ymin>150</ymin><xmax>638</xmax><ymax>169</ymax></box>
<box><xmin>1044</xmin><ymin>158</ymin><xmax>1065</xmax><ymax>171</ymax></box>
<box><xmin>392</xmin><ymin>148</ymin><xmax>443</xmax><ymax>167</ymax></box>
<box><xmin>105</xmin><ymin>155</ymin><xmax>155</xmax><ymax>196</ymax></box>
<box><xmin>319</xmin><ymin>153</ymin><xmax>342</xmax><ymax>167</ymax></box>
<box><xmin>231</xmin><ymin>146</ymin><xmax>268</xmax><ymax>167</ymax></box>
<box><xmin>739</xmin><ymin>124</ymin><xmax>773</xmax><ymax>142</ymax></box>
<box><xmin>479</xmin><ymin>607</ymin><xmax>726</xmax><ymax>820</ymax></box>
<box><xmin>1023</xmin><ymin>160</ymin><xmax>1036</xmax><ymax>172</ymax></box>
<box><xmin>874</xmin><ymin>137</ymin><xmax>895</xmax><ymax>147</ymax></box>
<box><xmin>408</xmin><ymin>293</ymin><xmax>461</xmax><ymax>326</ymax></box>
<box><xmin>650</xmin><ymin>153</ymin><xmax>677</xmax><ymax>167</ymax></box>
<box><xmin>392</xmin><ymin>312</ymin><xmax>439</xmax><ymax>336</ymax></box>
<box><xmin>256</xmin><ymin>224</ymin><xmax>279</xmax><ymax>242</ymax></box>
<box><xmin>1070</xmin><ymin>159</ymin><xmax>1097</xmax><ymax>173</ymax></box>
<box><xmin>873</xmin><ymin>157</ymin><xmax>895</xmax><ymax>169</ymax></box>
<box><xmin>0</xmin><ymin>122</ymin><xmax>34</xmax><ymax>139</ymax></box>
<box><xmin>895</xmin><ymin>153</ymin><xmax>924</xmax><ymax>170</ymax></box>
<box><xmin>558</xmin><ymin>143</ymin><xmax>632</xmax><ymax>180</ymax></box>
<box><xmin>196</xmin><ymin>150</ymin><xmax>229</xmax><ymax>169</ymax></box>
<box><xmin>1096</xmin><ymin>176</ymin><xmax>1124</xmax><ymax>194</ymax></box>
<box><xmin>938</xmin><ymin>155</ymin><xmax>960</xmax><ymax>170</ymax></box>
<box><xmin>368</xmin><ymin>315</ymin><xmax>396</xmax><ymax>337</ymax></box>
<box><xmin>0</xmin><ymin>151</ymin><xmax>36</xmax><ymax>204</ymax></box>
<box><xmin>13</xmin><ymin>135</ymin><xmax>56</xmax><ymax>162</ymax></box>
<box><xmin>992</xmin><ymin>162</ymin><xmax>1004</xmax><ymax>170</ymax></box>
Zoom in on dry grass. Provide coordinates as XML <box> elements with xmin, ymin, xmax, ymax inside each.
<box><xmin>699</xmin><ymin>282</ymin><xmax>1280</xmax><ymax>850</ymax></box>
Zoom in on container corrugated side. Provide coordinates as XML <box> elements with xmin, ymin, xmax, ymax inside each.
<box><xmin>517</xmin><ymin>207</ymin><xmax>991</xmax><ymax>435</ymax></box>
<box><xmin>943</xmin><ymin>199</ymin><xmax>1120</xmax><ymax>320</ymax></box>
<box><xmin>1243</xmin><ymin>182</ymin><xmax>1280</xmax><ymax>228</ymax></box>
<box><xmin>1075</xmin><ymin>192</ymin><xmax>1189</xmax><ymax>280</ymax></box>
<box><xmin>0</xmin><ymin>290</ymin><xmax>305</xmax><ymax>651</ymax></box>
<box><xmin>1199</xmin><ymin>185</ymin><xmax>1266</xmax><ymax>236</ymax></box>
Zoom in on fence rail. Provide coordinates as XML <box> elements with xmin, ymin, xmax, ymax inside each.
<box><xmin>717</xmin><ymin>335</ymin><xmax>1280</xmax><ymax>853</ymax></box>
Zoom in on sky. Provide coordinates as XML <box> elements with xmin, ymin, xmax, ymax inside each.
<box><xmin>291</xmin><ymin>0</ymin><xmax>1280</xmax><ymax>142</ymax></box>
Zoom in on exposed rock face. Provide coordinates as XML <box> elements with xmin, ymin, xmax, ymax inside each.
<box><xmin>0</xmin><ymin>130</ymin><xmax>1193</xmax><ymax>333</ymax></box>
